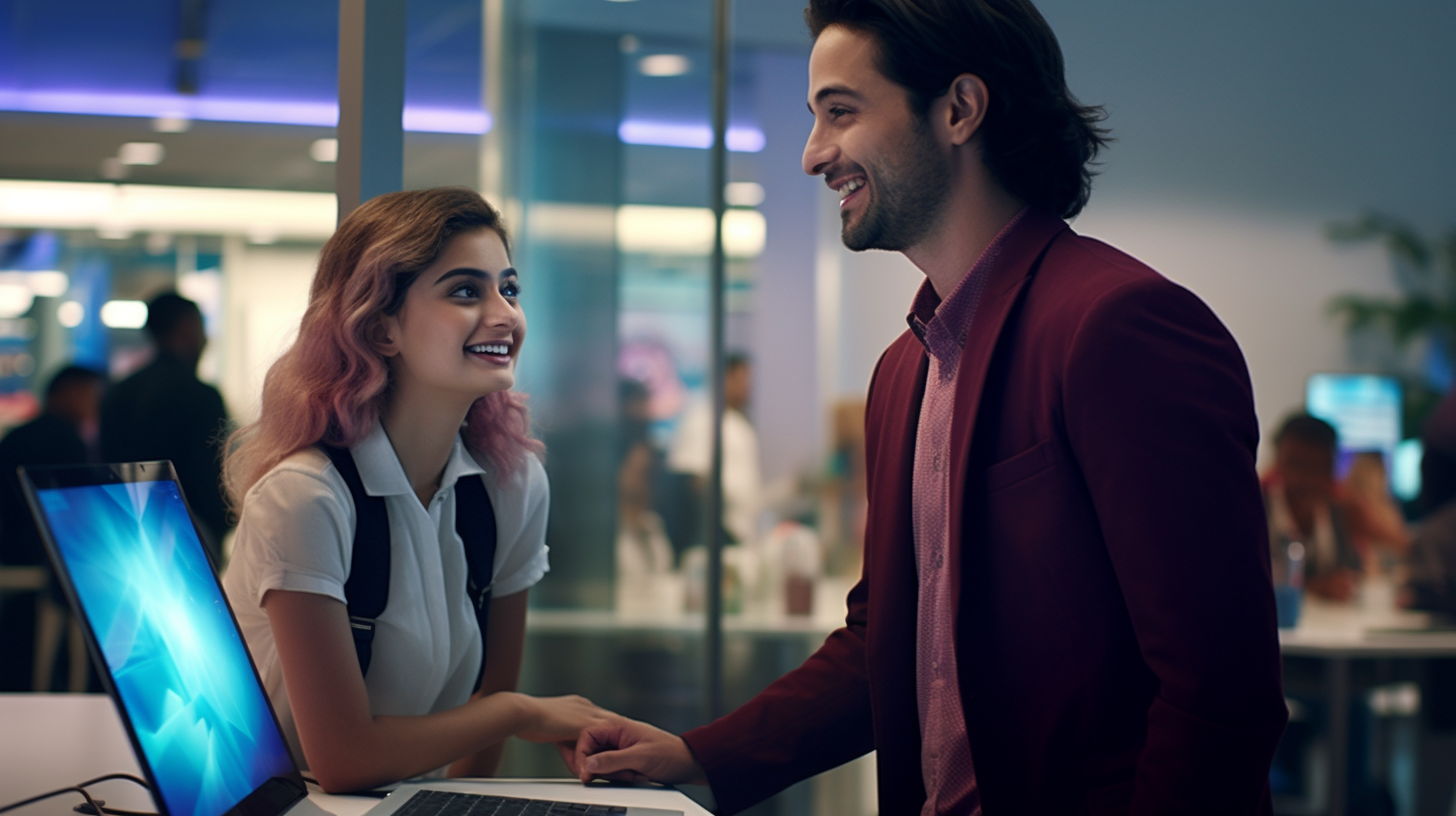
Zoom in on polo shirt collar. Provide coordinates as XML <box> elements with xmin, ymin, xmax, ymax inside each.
<box><xmin>350</xmin><ymin>420</ymin><xmax>486</xmax><ymax>498</ymax></box>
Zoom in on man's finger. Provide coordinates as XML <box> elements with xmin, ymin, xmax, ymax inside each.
<box><xmin>555</xmin><ymin>741</ymin><xmax>580</xmax><ymax>776</ymax></box>
<box><xmin>580</xmin><ymin>745</ymin><xmax>651</xmax><ymax>779</ymax></box>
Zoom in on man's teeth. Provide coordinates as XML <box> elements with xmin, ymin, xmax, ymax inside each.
<box><xmin>469</xmin><ymin>343</ymin><xmax>510</xmax><ymax>355</ymax></box>
<box><xmin>838</xmin><ymin>179</ymin><xmax>864</xmax><ymax>199</ymax></box>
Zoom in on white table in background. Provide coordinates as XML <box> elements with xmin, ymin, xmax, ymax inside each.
<box><xmin>1279</xmin><ymin>597</ymin><xmax>1456</xmax><ymax>816</ymax></box>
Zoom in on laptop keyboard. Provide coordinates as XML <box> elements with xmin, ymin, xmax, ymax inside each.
<box><xmin>394</xmin><ymin>789</ymin><xmax>628</xmax><ymax>816</ymax></box>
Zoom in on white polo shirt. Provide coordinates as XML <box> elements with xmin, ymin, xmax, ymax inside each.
<box><xmin>222</xmin><ymin>421</ymin><xmax>549</xmax><ymax>768</ymax></box>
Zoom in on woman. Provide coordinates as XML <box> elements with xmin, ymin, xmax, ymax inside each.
<box><xmin>222</xmin><ymin>187</ymin><xmax>600</xmax><ymax>792</ymax></box>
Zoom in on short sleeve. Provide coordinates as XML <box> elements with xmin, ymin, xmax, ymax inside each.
<box><xmin>666</xmin><ymin>402</ymin><xmax>711</xmax><ymax>476</ymax></box>
<box><xmin>487</xmin><ymin>455</ymin><xmax>550</xmax><ymax>598</ymax></box>
<box><xmin>231</xmin><ymin>459</ymin><xmax>354</xmax><ymax>607</ymax></box>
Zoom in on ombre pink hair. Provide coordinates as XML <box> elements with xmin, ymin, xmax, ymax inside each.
<box><xmin>224</xmin><ymin>187</ymin><xmax>543</xmax><ymax>510</ymax></box>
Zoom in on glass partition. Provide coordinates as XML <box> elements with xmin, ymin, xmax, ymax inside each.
<box><xmin>483</xmin><ymin>2</ymin><xmax>874</xmax><ymax>812</ymax></box>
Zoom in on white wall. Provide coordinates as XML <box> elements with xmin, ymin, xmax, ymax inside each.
<box><xmin>219</xmin><ymin>238</ymin><xmax>318</xmax><ymax>425</ymax></box>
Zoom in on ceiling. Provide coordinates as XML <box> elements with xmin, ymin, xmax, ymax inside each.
<box><xmin>0</xmin><ymin>0</ymin><xmax>809</xmax><ymax>194</ymax></box>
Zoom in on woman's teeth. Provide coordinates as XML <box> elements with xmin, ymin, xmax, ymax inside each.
<box><xmin>469</xmin><ymin>343</ymin><xmax>510</xmax><ymax>355</ymax></box>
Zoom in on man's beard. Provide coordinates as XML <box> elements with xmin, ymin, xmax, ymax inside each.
<box><xmin>841</xmin><ymin>119</ymin><xmax>951</xmax><ymax>252</ymax></box>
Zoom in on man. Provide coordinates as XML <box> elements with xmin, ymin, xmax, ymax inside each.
<box><xmin>576</xmin><ymin>1</ymin><xmax>1287</xmax><ymax>813</ymax></box>
<box><xmin>100</xmin><ymin>292</ymin><xmax>231</xmax><ymax>562</ymax></box>
<box><xmin>1262</xmin><ymin>412</ymin><xmax>1364</xmax><ymax>602</ymax></box>
<box><xmin>0</xmin><ymin>364</ymin><xmax>104</xmax><ymax>690</ymax></box>
<box><xmin>667</xmin><ymin>353</ymin><xmax>761</xmax><ymax>546</ymax></box>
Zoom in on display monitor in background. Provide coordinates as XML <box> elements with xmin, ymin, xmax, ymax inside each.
<box><xmin>1305</xmin><ymin>373</ymin><xmax>1416</xmax><ymax>500</ymax></box>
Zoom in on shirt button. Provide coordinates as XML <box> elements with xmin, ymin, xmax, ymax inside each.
<box><xmin>932</xmin><ymin>453</ymin><xmax>942</xmax><ymax>472</ymax></box>
<box><xmin>935</xmin><ymin>553</ymin><xmax>944</xmax><ymax>569</ymax></box>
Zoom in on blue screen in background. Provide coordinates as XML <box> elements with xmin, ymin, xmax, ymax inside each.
<box><xmin>38</xmin><ymin>480</ymin><xmax>294</xmax><ymax>816</ymax></box>
<box><xmin>1306</xmin><ymin>373</ymin><xmax>1408</xmax><ymax>488</ymax></box>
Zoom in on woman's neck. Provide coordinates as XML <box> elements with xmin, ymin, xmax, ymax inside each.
<box><xmin>379</xmin><ymin>388</ymin><xmax>475</xmax><ymax>508</ymax></box>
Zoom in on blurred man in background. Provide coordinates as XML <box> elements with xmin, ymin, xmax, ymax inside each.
<box><xmin>100</xmin><ymin>292</ymin><xmax>231</xmax><ymax>562</ymax></box>
<box><xmin>0</xmin><ymin>364</ymin><xmax>104</xmax><ymax>690</ymax></box>
<box><xmin>1263</xmin><ymin>412</ymin><xmax>1365</xmax><ymax>601</ymax></box>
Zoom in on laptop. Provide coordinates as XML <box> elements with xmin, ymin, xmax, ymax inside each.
<box><xmin>21</xmin><ymin>461</ymin><xmax>681</xmax><ymax>816</ymax></box>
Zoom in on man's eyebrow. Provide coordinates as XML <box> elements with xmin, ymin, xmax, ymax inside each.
<box><xmin>810</xmin><ymin>85</ymin><xmax>865</xmax><ymax>110</ymax></box>
<box><xmin>433</xmin><ymin>266</ymin><xmax>517</xmax><ymax>285</ymax></box>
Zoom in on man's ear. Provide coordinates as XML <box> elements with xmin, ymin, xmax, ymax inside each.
<box><xmin>944</xmin><ymin>73</ymin><xmax>989</xmax><ymax>147</ymax></box>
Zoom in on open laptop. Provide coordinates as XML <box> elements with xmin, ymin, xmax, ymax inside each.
<box><xmin>21</xmin><ymin>461</ymin><xmax>681</xmax><ymax>816</ymax></box>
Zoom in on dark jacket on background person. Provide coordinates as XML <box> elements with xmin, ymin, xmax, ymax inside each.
<box><xmin>100</xmin><ymin>351</ymin><xmax>230</xmax><ymax>560</ymax></box>
<box><xmin>0</xmin><ymin>412</ymin><xmax>91</xmax><ymax>690</ymax></box>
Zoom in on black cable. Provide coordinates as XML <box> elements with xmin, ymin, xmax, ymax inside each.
<box><xmin>0</xmin><ymin>773</ymin><xmax>156</xmax><ymax>816</ymax></box>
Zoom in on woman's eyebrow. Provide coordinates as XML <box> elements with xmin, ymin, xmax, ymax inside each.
<box><xmin>432</xmin><ymin>266</ymin><xmax>518</xmax><ymax>286</ymax></box>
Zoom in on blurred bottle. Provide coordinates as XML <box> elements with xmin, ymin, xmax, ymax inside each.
<box><xmin>776</xmin><ymin>522</ymin><xmax>822</xmax><ymax>617</ymax></box>
<box><xmin>1273</xmin><ymin>537</ymin><xmax>1305</xmax><ymax>629</ymax></box>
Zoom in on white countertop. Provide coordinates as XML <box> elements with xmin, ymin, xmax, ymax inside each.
<box><xmin>0</xmin><ymin>695</ymin><xmax>708</xmax><ymax>816</ymax></box>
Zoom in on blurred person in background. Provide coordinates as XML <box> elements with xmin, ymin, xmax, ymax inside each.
<box><xmin>100</xmin><ymin>291</ymin><xmax>231</xmax><ymax>563</ymax></box>
<box><xmin>0</xmin><ymin>364</ymin><xmax>104</xmax><ymax>690</ymax></box>
<box><xmin>1263</xmin><ymin>412</ymin><xmax>1365</xmax><ymax>601</ymax></box>
<box><xmin>667</xmin><ymin>353</ymin><xmax>761</xmax><ymax>547</ymax></box>
<box><xmin>616</xmin><ymin>378</ymin><xmax>674</xmax><ymax>605</ymax></box>
<box><xmin>1340</xmin><ymin>451</ymin><xmax>1410</xmax><ymax>572</ymax></box>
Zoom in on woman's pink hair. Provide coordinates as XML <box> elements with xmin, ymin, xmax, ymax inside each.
<box><xmin>224</xmin><ymin>187</ymin><xmax>543</xmax><ymax>509</ymax></box>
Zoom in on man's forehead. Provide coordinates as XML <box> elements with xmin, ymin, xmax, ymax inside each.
<box><xmin>806</xmin><ymin>24</ymin><xmax>885</xmax><ymax>102</ymax></box>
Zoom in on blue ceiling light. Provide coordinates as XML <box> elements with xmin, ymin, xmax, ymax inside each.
<box><xmin>618</xmin><ymin>120</ymin><xmax>764</xmax><ymax>152</ymax></box>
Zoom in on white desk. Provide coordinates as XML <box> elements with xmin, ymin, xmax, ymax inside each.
<box><xmin>1278</xmin><ymin>599</ymin><xmax>1456</xmax><ymax>816</ymax></box>
<box><xmin>0</xmin><ymin>694</ymin><xmax>709</xmax><ymax>816</ymax></box>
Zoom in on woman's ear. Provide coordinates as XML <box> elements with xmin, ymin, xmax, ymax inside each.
<box><xmin>370</xmin><ymin>316</ymin><xmax>400</xmax><ymax>357</ymax></box>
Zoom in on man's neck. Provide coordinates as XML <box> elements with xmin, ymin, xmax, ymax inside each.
<box><xmin>904</xmin><ymin>184</ymin><xmax>1026</xmax><ymax>300</ymax></box>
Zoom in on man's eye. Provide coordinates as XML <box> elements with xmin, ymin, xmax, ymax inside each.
<box><xmin>829</xmin><ymin>107</ymin><xmax>851</xmax><ymax>119</ymax></box>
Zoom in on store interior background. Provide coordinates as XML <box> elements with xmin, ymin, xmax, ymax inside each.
<box><xmin>3</xmin><ymin>1</ymin><xmax>1456</xmax><ymax>814</ymax></box>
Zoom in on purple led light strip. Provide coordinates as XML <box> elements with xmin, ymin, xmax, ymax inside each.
<box><xmin>0</xmin><ymin>90</ymin><xmax>767</xmax><ymax>151</ymax></box>
<box><xmin>0</xmin><ymin>90</ymin><xmax>492</xmax><ymax>133</ymax></box>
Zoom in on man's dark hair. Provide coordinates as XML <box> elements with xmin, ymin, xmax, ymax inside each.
<box><xmin>44</xmin><ymin>365</ymin><xmax>103</xmax><ymax>403</ymax></box>
<box><xmin>144</xmin><ymin>291</ymin><xmax>202</xmax><ymax>342</ymax></box>
<box><xmin>1274</xmin><ymin>412</ymin><xmax>1338</xmax><ymax>452</ymax></box>
<box><xmin>725</xmin><ymin>352</ymin><xmax>751</xmax><ymax>374</ymax></box>
<box><xmin>804</xmin><ymin>0</ymin><xmax>1109</xmax><ymax>219</ymax></box>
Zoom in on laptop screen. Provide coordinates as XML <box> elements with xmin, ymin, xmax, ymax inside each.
<box><xmin>23</xmin><ymin>463</ymin><xmax>301</xmax><ymax>816</ymax></box>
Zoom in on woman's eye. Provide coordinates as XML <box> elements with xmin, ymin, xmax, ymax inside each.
<box><xmin>449</xmin><ymin>282</ymin><xmax>480</xmax><ymax>299</ymax></box>
<box><xmin>501</xmin><ymin>280</ymin><xmax>521</xmax><ymax>300</ymax></box>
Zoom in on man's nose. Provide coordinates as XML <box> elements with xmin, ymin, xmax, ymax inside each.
<box><xmin>802</xmin><ymin>122</ymin><xmax>833</xmax><ymax>176</ymax></box>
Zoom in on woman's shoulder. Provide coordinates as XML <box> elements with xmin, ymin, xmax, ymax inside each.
<box><xmin>245</xmin><ymin>447</ymin><xmax>349</xmax><ymax>511</ymax></box>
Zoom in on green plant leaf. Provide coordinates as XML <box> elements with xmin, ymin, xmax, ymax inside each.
<box><xmin>1327</xmin><ymin>212</ymin><xmax>1433</xmax><ymax>273</ymax></box>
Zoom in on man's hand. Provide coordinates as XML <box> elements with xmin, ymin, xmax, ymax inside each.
<box><xmin>1306</xmin><ymin>568</ymin><xmax>1360</xmax><ymax>602</ymax></box>
<box><xmin>574</xmin><ymin>715</ymin><xmax>708</xmax><ymax>787</ymax></box>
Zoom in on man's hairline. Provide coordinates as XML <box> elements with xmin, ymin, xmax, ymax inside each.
<box><xmin>810</xmin><ymin>21</ymin><xmax>954</xmax><ymax>121</ymax></box>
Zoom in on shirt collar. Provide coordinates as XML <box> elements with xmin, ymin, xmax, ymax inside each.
<box><xmin>907</xmin><ymin>206</ymin><xmax>1030</xmax><ymax>355</ymax></box>
<box><xmin>351</xmin><ymin>419</ymin><xmax>486</xmax><ymax>498</ymax></box>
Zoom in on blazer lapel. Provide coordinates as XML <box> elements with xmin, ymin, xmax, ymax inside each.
<box><xmin>944</xmin><ymin>209</ymin><xmax>1069</xmax><ymax>593</ymax></box>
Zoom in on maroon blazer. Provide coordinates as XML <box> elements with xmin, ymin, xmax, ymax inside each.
<box><xmin>683</xmin><ymin>208</ymin><xmax>1288</xmax><ymax>815</ymax></box>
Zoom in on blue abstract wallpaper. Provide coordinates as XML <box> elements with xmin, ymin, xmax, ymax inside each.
<box><xmin>39</xmin><ymin>481</ymin><xmax>294</xmax><ymax>816</ymax></box>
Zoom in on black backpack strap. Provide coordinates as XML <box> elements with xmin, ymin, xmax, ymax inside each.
<box><xmin>453</xmin><ymin>472</ymin><xmax>497</xmax><ymax>691</ymax></box>
<box><xmin>319</xmin><ymin>444</ymin><xmax>390</xmax><ymax>678</ymax></box>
